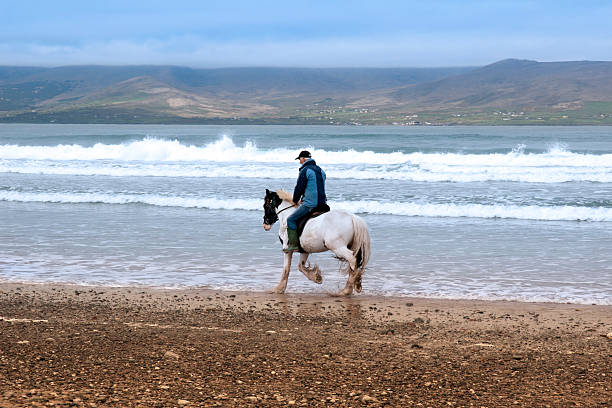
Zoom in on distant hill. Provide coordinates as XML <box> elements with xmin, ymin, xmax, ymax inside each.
<box><xmin>0</xmin><ymin>65</ymin><xmax>473</xmax><ymax>123</ymax></box>
<box><xmin>392</xmin><ymin>59</ymin><xmax>612</xmax><ymax>109</ymax></box>
<box><xmin>1</xmin><ymin>60</ymin><xmax>612</xmax><ymax>124</ymax></box>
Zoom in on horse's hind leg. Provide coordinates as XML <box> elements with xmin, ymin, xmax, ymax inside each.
<box><xmin>298</xmin><ymin>252</ymin><xmax>323</xmax><ymax>284</ymax></box>
<box><xmin>329</xmin><ymin>246</ymin><xmax>357</xmax><ymax>296</ymax></box>
<box><xmin>272</xmin><ymin>252</ymin><xmax>293</xmax><ymax>294</ymax></box>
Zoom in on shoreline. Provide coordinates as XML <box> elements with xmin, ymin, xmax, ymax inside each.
<box><xmin>1</xmin><ymin>282</ymin><xmax>610</xmax><ymax>406</ymax></box>
<box><xmin>3</xmin><ymin>279</ymin><xmax>609</xmax><ymax>307</ymax></box>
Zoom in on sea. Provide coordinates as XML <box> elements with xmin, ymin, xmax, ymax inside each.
<box><xmin>1</xmin><ymin>124</ymin><xmax>611</xmax><ymax>305</ymax></box>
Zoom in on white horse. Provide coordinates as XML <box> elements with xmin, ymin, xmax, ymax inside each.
<box><xmin>262</xmin><ymin>189</ymin><xmax>371</xmax><ymax>296</ymax></box>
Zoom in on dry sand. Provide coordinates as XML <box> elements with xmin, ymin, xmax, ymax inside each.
<box><xmin>0</xmin><ymin>282</ymin><xmax>610</xmax><ymax>407</ymax></box>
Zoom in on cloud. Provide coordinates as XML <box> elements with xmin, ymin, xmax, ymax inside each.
<box><xmin>2</xmin><ymin>34</ymin><xmax>612</xmax><ymax>68</ymax></box>
<box><xmin>2</xmin><ymin>2</ymin><xmax>612</xmax><ymax>67</ymax></box>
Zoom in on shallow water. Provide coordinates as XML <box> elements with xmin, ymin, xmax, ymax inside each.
<box><xmin>1</xmin><ymin>124</ymin><xmax>611</xmax><ymax>304</ymax></box>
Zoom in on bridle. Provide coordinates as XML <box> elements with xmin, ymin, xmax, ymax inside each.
<box><xmin>264</xmin><ymin>200</ymin><xmax>295</xmax><ymax>226</ymax></box>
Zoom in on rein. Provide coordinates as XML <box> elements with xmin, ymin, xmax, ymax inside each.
<box><xmin>276</xmin><ymin>203</ymin><xmax>296</xmax><ymax>215</ymax></box>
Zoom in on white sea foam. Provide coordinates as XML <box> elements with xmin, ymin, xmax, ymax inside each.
<box><xmin>0</xmin><ymin>134</ymin><xmax>608</xmax><ymax>165</ymax></box>
<box><xmin>0</xmin><ymin>135</ymin><xmax>404</xmax><ymax>164</ymax></box>
<box><xmin>2</xmin><ymin>136</ymin><xmax>611</xmax><ymax>183</ymax></box>
<box><xmin>0</xmin><ymin>191</ymin><xmax>262</xmax><ymax>211</ymax></box>
<box><xmin>2</xmin><ymin>160</ymin><xmax>611</xmax><ymax>183</ymax></box>
<box><xmin>2</xmin><ymin>191</ymin><xmax>611</xmax><ymax>221</ymax></box>
<box><xmin>335</xmin><ymin>200</ymin><xmax>612</xmax><ymax>222</ymax></box>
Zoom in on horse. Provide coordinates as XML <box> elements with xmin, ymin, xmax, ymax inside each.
<box><xmin>262</xmin><ymin>189</ymin><xmax>371</xmax><ymax>296</ymax></box>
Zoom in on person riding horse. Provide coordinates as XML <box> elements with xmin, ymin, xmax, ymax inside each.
<box><xmin>284</xmin><ymin>150</ymin><xmax>327</xmax><ymax>253</ymax></box>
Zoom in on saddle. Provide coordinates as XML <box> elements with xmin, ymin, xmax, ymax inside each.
<box><xmin>297</xmin><ymin>203</ymin><xmax>331</xmax><ymax>251</ymax></box>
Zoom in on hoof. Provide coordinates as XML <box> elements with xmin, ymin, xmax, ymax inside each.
<box><xmin>271</xmin><ymin>286</ymin><xmax>286</xmax><ymax>294</ymax></box>
<box><xmin>355</xmin><ymin>277</ymin><xmax>362</xmax><ymax>293</ymax></box>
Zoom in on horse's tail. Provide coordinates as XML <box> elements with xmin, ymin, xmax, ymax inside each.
<box><xmin>350</xmin><ymin>215</ymin><xmax>371</xmax><ymax>293</ymax></box>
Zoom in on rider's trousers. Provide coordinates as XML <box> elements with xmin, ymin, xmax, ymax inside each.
<box><xmin>287</xmin><ymin>204</ymin><xmax>313</xmax><ymax>230</ymax></box>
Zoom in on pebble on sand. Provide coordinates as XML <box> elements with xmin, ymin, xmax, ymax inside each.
<box><xmin>164</xmin><ymin>351</ymin><xmax>180</xmax><ymax>360</ymax></box>
<box><xmin>362</xmin><ymin>394</ymin><xmax>379</xmax><ymax>403</ymax></box>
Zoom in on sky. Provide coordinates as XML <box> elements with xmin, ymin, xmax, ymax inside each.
<box><xmin>2</xmin><ymin>0</ymin><xmax>612</xmax><ymax>68</ymax></box>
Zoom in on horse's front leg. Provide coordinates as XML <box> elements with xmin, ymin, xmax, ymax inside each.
<box><xmin>272</xmin><ymin>251</ymin><xmax>293</xmax><ymax>294</ymax></box>
<box><xmin>297</xmin><ymin>252</ymin><xmax>322</xmax><ymax>284</ymax></box>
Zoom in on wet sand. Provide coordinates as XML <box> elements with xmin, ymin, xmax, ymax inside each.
<box><xmin>0</xmin><ymin>282</ymin><xmax>610</xmax><ymax>407</ymax></box>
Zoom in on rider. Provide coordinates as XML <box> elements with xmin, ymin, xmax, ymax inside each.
<box><xmin>284</xmin><ymin>150</ymin><xmax>327</xmax><ymax>253</ymax></box>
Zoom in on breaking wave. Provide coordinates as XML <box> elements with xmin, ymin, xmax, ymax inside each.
<box><xmin>2</xmin><ymin>191</ymin><xmax>611</xmax><ymax>221</ymax></box>
<box><xmin>2</xmin><ymin>160</ymin><xmax>611</xmax><ymax>183</ymax></box>
<box><xmin>1</xmin><ymin>136</ymin><xmax>611</xmax><ymax>183</ymax></box>
<box><xmin>0</xmin><ymin>135</ymin><xmax>402</xmax><ymax>164</ymax></box>
<box><xmin>0</xmin><ymin>136</ymin><xmax>612</xmax><ymax>183</ymax></box>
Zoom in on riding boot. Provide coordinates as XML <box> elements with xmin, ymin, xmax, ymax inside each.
<box><xmin>283</xmin><ymin>228</ymin><xmax>300</xmax><ymax>253</ymax></box>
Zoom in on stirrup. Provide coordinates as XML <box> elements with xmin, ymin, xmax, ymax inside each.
<box><xmin>283</xmin><ymin>246</ymin><xmax>299</xmax><ymax>253</ymax></box>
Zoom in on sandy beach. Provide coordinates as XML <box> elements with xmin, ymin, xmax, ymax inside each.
<box><xmin>0</xmin><ymin>283</ymin><xmax>610</xmax><ymax>407</ymax></box>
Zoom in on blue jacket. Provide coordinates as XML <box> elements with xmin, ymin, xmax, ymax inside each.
<box><xmin>292</xmin><ymin>159</ymin><xmax>326</xmax><ymax>208</ymax></box>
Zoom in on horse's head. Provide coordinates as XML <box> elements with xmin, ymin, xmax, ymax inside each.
<box><xmin>263</xmin><ymin>188</ymin><xmax>282</xmax><ymax>230</ymax></box>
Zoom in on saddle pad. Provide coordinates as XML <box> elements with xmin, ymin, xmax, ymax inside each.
<box><xmin>296</xmin><ymin>204</ymin><xmax>330</xmax><ymax>252</ymax></box>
